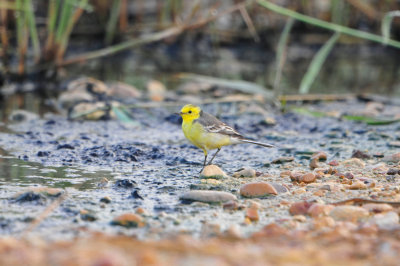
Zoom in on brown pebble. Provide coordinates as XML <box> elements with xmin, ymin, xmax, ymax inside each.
<box><xmin>240</xmin><ymin>182</ymin><xmax>278</xmax><ymax>197</ymax></box>
<box><xmin>111</xmin><ymin>213</ymin><xmax>145</xmax><ymax>228</ymax></box>
<box><xmin>289</xmin><ymin>201</ymin><xmax>313</xmax><ymax>215</ymax></box>
<box><xmin>245</xmin><ymin>208</ymin><xmax>259</xmax><ymax>222</ymax></box>
<box><xmin>329</xmin><ymin>206</ymin><xmax>369</xmax><ymax>222</ymax></box>
<box><xmin>328</xmin><ymin>160</ymin><xmax>339</xmax><ymax>166</ymax></box>
<box><xmin>348</xmin><ymin>180</ymin><xmax>367</xmax><ymax>190</ymax></box>
<box><xmin>312</xmin><ymin>151</ymin><xmax>327</xmax><ymax>161</ymax></box>
<box><xmin>223</xmin><ymin>200</ymin><xmax>240</xmax><ymax>211</ymax></box>
<box><xmin>351</xmin><ymin>150</ymin><xmax>371</xmax><ymax>159</ymax></box>
<box><xmin>308</xmin><ymin>204</ymin><xmax>334</xmax><ymax>217</ymax></box>
<box><xmin>290</xmin><ymin>172</ymin><xmax>316</xmax><ymax>183</ymax></box>
<box><xmin>280</xmin><ymin>170</ymin><xmax>292</xmax><ymax>177</ymax></box>
<box><xmin>200</xmin><ymin>165</ymin><xmax>227</xmax><ymax>179</ymax></box>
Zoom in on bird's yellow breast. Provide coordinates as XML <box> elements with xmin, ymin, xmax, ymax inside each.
<box><xmin>182</xmin><ymin>120</ymin><xmax>232</xmax><ymax>154</ymax></box>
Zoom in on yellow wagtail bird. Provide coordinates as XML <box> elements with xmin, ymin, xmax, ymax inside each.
<box><xmin>179</xmin><ymin>104</ymin><xmax>274</xmax><ymax>168</ymax></box>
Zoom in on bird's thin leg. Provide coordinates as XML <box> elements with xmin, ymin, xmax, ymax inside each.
<box><xmin>199</xmin><ymin>154</ymin><xmax>208</xmax><ymax>173</ymax></box>
<box><xmin>207</xmin><ymin>148</ymin><xmax>221</xmax><ymax>165</ymax></box>
<box><xmin>203</xmin><ymin>154</ymin><xmax>208</xmax><ymax>167</ymax></box>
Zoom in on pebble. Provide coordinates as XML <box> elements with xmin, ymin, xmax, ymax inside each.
<box><xmin>8</xmin><ymin>110</ymin><xmax>39</xmax><ymax>122</ymax></box>
<box><xmin>100</xmin><ymin>196</ymin><xmax>111</xmax><ymax>203</ymax></box>
<box><xmin>200</xmin><ymin>222</ymin><xmax>221</xmax><ymax>238</ymax></box>
<box><xmin>388</xmin><ymin>141</ymin><xmax>400</xmax><ymax>148</ymax></box>
<box><xmin>312</xmin><ymin>216</ymin><xmax>336</xmax><ymax>229</ymax></box>
<box><xmin>200</xmin><ymin>165</ymin><xmax>227</xmax><ymax>179</ymax></box>
<box><xmin>307</xmin><ymin>204</ymin><xmax>334</xmax><ymax>217</ymax></box>
<box><xmin>80</xmin><ymin>210</ymin><xmax>97</xmax><ymax>222</ymax></box>
<box><xmin>329</xmin><ymin>206</ymin><xmax>369</xmax><ymax>222</ymax></box>
<box><xmin>147</xmin><ymin>80</ymin><xmax>166</xmax><ymax>101</ymax></box>
<box><xmin>13</xmin><ymin>187</ymin><xmax>64</xmax><ymax>203</ymax></box>
<box><xmin>115</xmin><ymin>179</ymin><xmax>137</xmax><ymax>188</ymax></box>
<box><xmin>111</xmin><ymin>213</ymin><xmax>145</xmax><ymax>228</ymax></box>
<box><xmin>328</xmin><ymin>160</ymin><xmax>339</xmax><ymax>166</ymax></box>
<box><xmin>387</xmin><ymin>168</ymin><xmax>400</xmax><ymax>175</ymax></box>
<box><xmin>232</xmin><ymin>168</ymin><xmax>256</xmax><ymax>178</ymax></box>
<box><xmin>240</xmin><ymin>182</ymin><xmax>278</xmax><ymax>198</ymax></box>
<box><xmin>289</xmin><ymin>201</ymin><xmax>313</xmax><ymax>215</ymax></box>
<box><xmin>245</xmin><ymin>208</ymin><xmax>259</xmax><ymax>222</ymax></box>
<box><xmin>271</xmin><ymin>156</ymin><xmax>294</xmax><ymax>164</ymax></box>
<box><xmin>310</xmin><ymin>152</ymin><xmax>327</xmax><ymax>169</ymax></box>
<box><xmin>224</xmin><ymin>224</ymin><xmax>242</xmax><ymax>239</ymax></box>
<box><xmin>341</xmin><ymin>158</ymin><xmax>366</xmax><ymax>168</ymax></box>
<box><xmin>135</xmin><ymin>207</ymin><xmax>150</xmax><ymax>216</ymax></box>
<box><xmin>292</xmin><ymin>215</ymin><xmax>306</xmax><ymax>222</ymax></box>
<box><xmin>270</xmin><ymin>183</ymin><xmax>289</xmax><ymax>193</ymax></box>
<box><xmin>311</xmin><ymin>151</ymin><xmax>327</xmax><ymax>161</ymax></box>
<box><xmin>383</xmin><ymin>152</ymin><xmax>400</xmax><ymax>163</ymax></box>
<box><xmin>280</xmin><ymin>170</ymin><xmax>292</xmax><ymax>177</ymax></box>
<box><xmin>362</xmin><ymin>203</ymin><xmax>393</xmax><ymax>213</ymax></box>
<box><xmin>108</xmin><ymin>81</ymin><xmax>142</xmax><ymax>99</ymax></box>
<box><xmin>348</xmin><ymin>180</ymin><xmax>367</xmax><ymax>190</ymax></box>
<box><xmin>223</xmin><ymin>200</ymin><xmax>242</xmax><ymax>211</ymax></box>
<box><xmin>290</xmin><ymin>172</ymin><xmax>316</xmax><ymax>183</ymax></box>
<box><xmin>351</xmin><ymin>150</ymin><xmax>371</xmax><ymax>159</ymax></box>
<box><xmin>369</xmin><ymin>211</ymin><xmax>399</xmax><ymax>230</ymax></box>
<box><xmin>180</xmin><ymin>190</ymin><xmax>237</xmax><ymax>203</ymax></box>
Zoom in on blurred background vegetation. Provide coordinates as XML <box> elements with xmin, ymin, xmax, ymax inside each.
<box><xmin>1</xmin><ymin>0</ymin><xmax>400</xmax><ymax>96</ymax></box>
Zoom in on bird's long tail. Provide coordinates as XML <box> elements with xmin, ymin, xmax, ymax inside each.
<box><xmin>240</xmin><ymin>139</ymin><xmax>274</xmax><ymax>148</ymax></box>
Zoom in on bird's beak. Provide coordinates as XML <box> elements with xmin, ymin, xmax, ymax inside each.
<box><xmin>174</xmin><ymin>112</ymin><xmax>183</xmax><ymax>116</ymax></box>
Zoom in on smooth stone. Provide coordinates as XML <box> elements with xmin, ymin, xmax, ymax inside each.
<box><xmin>307</xmin><ymin>204</ymin><xmax>334</xmax><ymax>217</ymax></box>
<box><xmin>383</xmin><ymin>152</ymin><xmax>400</xmax><ymax>163</ymax></box>
<box><xmin>9</xmin><ymin>110</ymin><xmax>39</xmax><ymax>122</ymax></box>
<box><xmin>232</xmin><ymin>168</ymin><xmax>256</xmax><ymax>178</ymax></box>
<box><xmin>312</xmin><ymin>151</ymin><xmax>327</xmax><ymax>160</ymax></box>
<box><xmin>341</xmin><ymin>158</ymin><xmax>366</xmax><ymax>168</ymax></box>
<box><xmin>240</xmin><ymin>182</ymin><xmax>278</xmax><ymax>198</ymax></box>
<box><xmin>110</xmin><ymin>213</ymin><xmax>145</xmax><ymax>228</ymax></box>
<box><xmin>180</xmin><ymin>190</ymin><xmax>236</xmax><ymax>203</ymax></box>
<box><xmin>245</xmin><ymin>208</ymin><xmax>259</xmax><ymax>222</ymax></box>
<box><xmin>290</xmin><ymin>172</ymin><xmax>316</xmax><ymax>183</ymax></box>
<box><xmin>351</xmin><ymin>150</ymin><xmax>371</xmax><ymax>159</ymax></box>
<box><xmin>147</xmin><ymin>80</ymin><xmax>166</xmax><ymax>101</ymax></box>
<box><xmin>271</xmin><ymin>156</ymin><xmax>294</xmax><ymax>164</ymax></box>
<box><xmin>329</xmin><ymin>206</ymin><xmax>369</xmax><ymax>222</ymax></box>
<box><xmin>200</xmin><ymin>165</ymin><xmax>227</xmax><ymax>179</ymax></box>
<box><xmin>362</xmin><ymin>203</ymin><xmax>393</xmax><ymax>213</ymax></box>
<box><xmin>289</xmin><ymin>201</ymin><xmax>313</xmax><ymax>215</ymax></box>
<box><xmin>270</xmin><ymin>183</ymin><xmax>289</xmax><ymax>193</ymax></box>
<box><xmin>369</xmin><ymin>211</ymin><xmax>399</xmax><ymax>230</ymax></box>
<box><xmin>108</xmin><ymin>81</ymin><xmax>142</xmax><ymax>98</ymax></box>
<box><xmin>13</xmin><ymin>187</ymin><xmax>64</xmax><ymax>202</ymax></box>
<box><xmin>348</xmin><ymin>180</ymin><xmax>367</xmax><ymax>190</ymax></box>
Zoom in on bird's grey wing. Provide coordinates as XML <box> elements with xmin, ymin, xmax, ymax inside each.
<box><xmin>195</xmin><ymin>112</ymin><xmax>243</xmax><ymax>138</ymax></box>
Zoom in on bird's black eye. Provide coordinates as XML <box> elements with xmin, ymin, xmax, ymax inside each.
<box><xmin>188</xmin><ymin>110</ymin><xmax>192</xmax><ymax>114</ymax></box>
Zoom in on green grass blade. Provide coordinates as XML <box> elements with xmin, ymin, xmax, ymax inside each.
<box><xmin>342</xmin><ymin>115</ymin><xmax>400</xmax><ymax>125</ymax></box>
<box><xmin>105</xmin><ymin>0</ymin><xmax>122</xmax><ymax>45</ymax></box>
<box><xmin>24</xmin><ymin>0</ymin><xmax>40</xmax><ymax>62</ymax></box>
<box><xmin>112</xmin><ymin>106</ymin><xmax>139</xmax><ymax>126</ymax></box>
<box><xmin>290</xmin><ymin>107</ymin><xmax>327</xmax><ymax>118</ymax></box>
<box><xmin>55</xmin><ymin>0</ymin><xmax>73</xmax><ymax>43</ymax></box>
<box><xmin>299</xmin><ymin>32</ymin><xmax>340</xmax><ymax>94</ymax></box>
<box><xmin>273</xmin><ymin>17</ymin><xmax>294</xmax><ymax>95</ymax></box>
<box><xmin>257</xmin><ymin>0</ymin><xmax>400</xmax><ymax>49</ymax></box>
<box><xmin>381</xmin><ymin>11</ymin><xmax>400</xmax><ymax>44</ymax></box>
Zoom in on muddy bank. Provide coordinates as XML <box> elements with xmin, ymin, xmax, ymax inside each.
<box><xmin>0</xmin><ymin>98</ymin><xmax>399</xmax><ymax>241</ymax></box>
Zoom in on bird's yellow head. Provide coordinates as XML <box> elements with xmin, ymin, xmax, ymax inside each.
<box><xmin>179</xmin><ymin>104</ymin><xmax>201</xmax><ymax>122</ymax></box>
